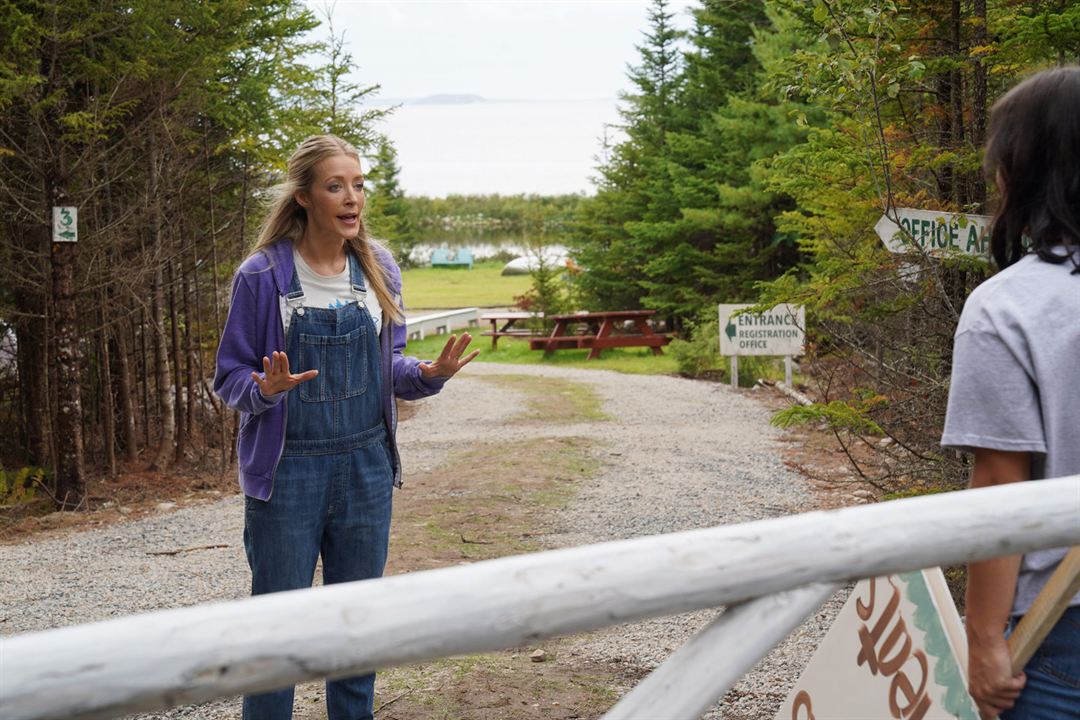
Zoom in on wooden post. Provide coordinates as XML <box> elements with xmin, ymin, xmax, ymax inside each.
<box><xmin>784</xmin><ymin>356</ymin><xmax>793</xmax><ymax>387</ymax></box>
<box><xmin>1009</xmin><ymin>545</ymin><xmax>1080</xmax><ymax>674</ymax></box>
<box><xmin>730</xmin><ymin>355</ymin><xmax>738</xmax><ymax>388</ymax></box>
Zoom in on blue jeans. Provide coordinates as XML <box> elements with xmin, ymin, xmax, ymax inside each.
<box><xmin>242</xmin><ymin>435</ymin><xmax>393</xmax><ymax>720</ymax></box>
<box><xmin>1003</xmin><ymin>605</ymin><xmax>1080</xmax><ymax>719</ymax></box>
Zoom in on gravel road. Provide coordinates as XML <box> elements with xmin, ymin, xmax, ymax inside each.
<box><xmin>1</xmin><ymin>363</ymin><xmax>845</xmax><ymax>719</ymax></box>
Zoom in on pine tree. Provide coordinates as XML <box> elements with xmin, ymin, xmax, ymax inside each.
<box><xmin>627</xmin><ymin>0</ymin><xmax>803</xmax><ymax>323</ymax></box>
<box><xmin>572</xmin><ymin>0</ymin><xmax>684</xmax><ymax>312</ymax></box>
<box><xmin>366</xmin><ymin>135</ymin><xmax>417</xmax><ymax>263</ymax></box>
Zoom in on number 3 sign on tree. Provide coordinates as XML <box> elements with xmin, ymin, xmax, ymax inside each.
<box><xmin>53</xmin><ymin>206</ymin><xmax>77</xmax><ymax>243</ymax></box>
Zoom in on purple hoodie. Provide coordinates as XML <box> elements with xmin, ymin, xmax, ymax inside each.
<box><xmin>213</xmin><ymin>238</ymin><xmax>446</xmax><ymax>500</ymax></box>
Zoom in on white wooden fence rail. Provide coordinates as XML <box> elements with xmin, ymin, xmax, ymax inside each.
<box><xmin>603</xmin><ymin>582</ymin><xmax>840</xmax><ymax>720</ymax></box>
<box><xmin>405</xmin><ymin>307</ymin><xmax>479</xmax><ymax>340</ymax></box>
<box><xmin>2</xmin><ymin>477</ymin><xmax>1079</xmax><ymax>720</ymax></box>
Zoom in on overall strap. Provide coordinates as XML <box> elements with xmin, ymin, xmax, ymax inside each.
<box><xmin>284</xmin><ymin>254</ymin><xmax>306</xmax><ymax>316</ymax></box>
<box><xmin>348</xmin><ymin>250</ymin><xmax>368</xmax><ymax>305</ymax></box>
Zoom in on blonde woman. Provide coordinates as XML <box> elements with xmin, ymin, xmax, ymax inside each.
<box><xmin>214</xmin><ymin>135</ymin><xmax>477</xmax><ymax>720</ymax></box>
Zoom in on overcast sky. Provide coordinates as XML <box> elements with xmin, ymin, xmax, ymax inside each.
<box><xmin>302</xmin><ymin>0</ymin><xmax>698</xmax><ymax>101</ymax></box>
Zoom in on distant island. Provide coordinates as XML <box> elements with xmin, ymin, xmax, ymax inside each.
<box><xmin>411</xmin><ymin>94</ymin><xmax>486</xmax><ymax>106</ymax></box>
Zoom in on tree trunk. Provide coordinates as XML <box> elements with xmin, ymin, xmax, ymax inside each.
<box><xmin>183</xmin><ymin>251</ymin><xmax>196</xmax><ymax>447</ymax></box>
<box><xmin>14</xmin><ymin>287</ymin><xmax>51</xmax><ymax>467</ymax></box>
<box><xmin>139</xmin><ymin>309</ymin><xmax>150</xmax><ymax>449</ymax></box>
<box><xmin>51</xmin><ymin>233</ymin><xmax>86</xmax><ymax>508</ymax></box>
<box><xmin>229</xmin><ymin>412</ymin><xmax>240</xmax><ymax>467</ymax></box>
<box><xmin>207</xmin><ymin>138</ymin><xmax>229</xmax><ymax>472</ymax></box>
<box><xmin>149</xmin><ymin>133</ymin><xmax>174</xmax><ymax>472</ymax></box>
<box><xmin>149</xmin><ymin>265</ymin><xmax>174</xmax><ymax>471</ymax></box>
<box><xmin>114</xmin><ymin>318</ymin><xmax>138</xmax><ymax>463</ymax></box>
<box><xmin>98</xmin><ymin>297</ymin><xmax>117</xmax><ymax>478</ymax></box>
<box><xmin>971</xmin><ymin>0</ymin><xmax>988</xmax><ymax>209</ymax></box>
<box><xmin>950</xmin><ymin>0</ymin><xmax>966</xmax><ymax>206</ymax></box>
<box><xmin>168</xmin><ymin>260</ymin><xmax>185</xmax><ymax>464</ymax></box>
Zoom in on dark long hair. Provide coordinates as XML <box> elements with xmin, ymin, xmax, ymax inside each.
<box><xmin>985</xmin><ymin>66</ymin><xmax>1080</xmax><ymax>272</ymax></box>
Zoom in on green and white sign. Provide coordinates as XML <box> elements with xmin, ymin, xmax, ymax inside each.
<box><xmin>52</xmin><ymin>206</ymin><xmax>77</xmax><ymax>243</ymax></box>
<box><xmin>776</xmin><ymin>568</ymin><xmax>979</xmax><ymax>720</ymax></box>
<box><xmin>875</xmin><ymin>208</ymin><xmax>990</xmax><ymax>257</ymax></box>
<box><xmin>718</xmin><ymin>303</ymin><xmax>805</xmax><ymax>357</ymax></box>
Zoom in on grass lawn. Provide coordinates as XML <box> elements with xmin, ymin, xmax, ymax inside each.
<box><xmin>401</xmin><ymin>260</ymin><xmax>532</xmax><ymax>309</ymax></box>
<box><xmin>405</xmin><ymin>332</ymin><xmax>680</xmax><ymax>376</ymax></box>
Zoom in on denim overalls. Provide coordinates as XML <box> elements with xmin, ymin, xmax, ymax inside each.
<box><xmin>243</xmin><ymin>250</ymin><xmax>392</xmax><ymax>720</ymax></box>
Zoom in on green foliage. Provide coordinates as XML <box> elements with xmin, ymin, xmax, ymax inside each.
<box><xmin>366</xmin><ymin>135</ymin><xmax>418</xmax><ymax>262</ymax></box>
<box><xmin>516</xmin><ymin>250</ymin><xmax>570</xmax><ymax>323</ymax></box>
<box><xmin>0</xmin><ymin>466</ymin><xmax>44</xmax><ymax>506</ymax></box>
<box><xmin>572</xmin><ymin>0</ymin><xmax>807</xmax><ymax>325</ymax></box>
<box><xmin>743</xmin><ymin>0</ymin><xmax>1073</xmax><ymax>490</ymax></box>
<box><xmin>668</xmin><ymin>318</ymin><xmax>722</xmax><ymax>377</ymax></box>
<box><xmin>772</xmin><ymin>397</ymin><xmax>886</xmax><ymax>437</ymax></box>
<box><xmin>405</xmin><ymin>194</ymin><xmax>584</xmax><ymax>235</ymax></box>
<box><xmin>0</xmin><ymin>0</ymin><xmax>395</xmax><ymax>474</ymax></box>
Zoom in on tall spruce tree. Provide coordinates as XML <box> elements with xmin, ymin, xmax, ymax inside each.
<box><xmin>571</xmin><ymin>0</ymin><xmax>684</xmax><ymax>312</ymax></box>
<box><xmin>365</xmin><ymin>135</ymin><xmax>417</xmax><ymax>263</ymax></box>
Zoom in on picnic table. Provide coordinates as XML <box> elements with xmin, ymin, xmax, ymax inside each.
<box><xmin>479</xmin><ymin>311</ymin><xmax>545</xmax><ymax>349</ymax></box>
<box><xmin>529</xmin><ymin>310</ymin><xmax>672</xmax><ymax>360</ymax></box>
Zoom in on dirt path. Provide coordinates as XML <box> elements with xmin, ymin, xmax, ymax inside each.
<box><xmin>1</xmin><ymin>363</ymin><xmax>850</xmax><ymax>720</ymax></box>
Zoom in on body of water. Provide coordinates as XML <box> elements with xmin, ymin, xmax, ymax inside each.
<box><xmin>406</xmin><ymin>231</ymin><xmax>566</xmax><ymax>266</ymax></box>
<box><xmin>372</xmin><ymin>98</ymin><xmax>622</xmax><ymax>197</ymax></box>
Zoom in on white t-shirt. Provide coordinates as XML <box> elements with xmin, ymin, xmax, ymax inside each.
<box><xmin>941</xmin><ymin>249</ymin><xmax>1080</xmax><ymax>615</ymax></box>
<box><xmin>280</xmin><ymin>248</ymin><xmax>384</xmax><ymax>336</ymax></box>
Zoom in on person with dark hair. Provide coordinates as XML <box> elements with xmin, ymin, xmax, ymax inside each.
<box><xmin>941</xmin><ymin>66</ymin><xmax>1080</xmax><ymax>720</ymax></box>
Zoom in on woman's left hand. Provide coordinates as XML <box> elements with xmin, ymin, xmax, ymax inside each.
<box><xmin>419</xmin><ymin>333</ymin><xmax>480</xmax><ymax>379</ymax></box>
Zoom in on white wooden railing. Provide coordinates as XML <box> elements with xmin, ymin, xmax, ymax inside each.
<box><xmin>2</xmin><ymin>476</ymin><xmax>1079</xmax><ymax>720</ymax></box>
<box><xmin>405</xmin><ymin>307</ymin><xmax>479</xmax><ymax>340</ymax></box>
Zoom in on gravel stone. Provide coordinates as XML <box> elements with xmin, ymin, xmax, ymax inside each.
<box><xmin>1</xmin><ymin>362</ymin><xmax>845</xmax><ymax>719</ymax></box>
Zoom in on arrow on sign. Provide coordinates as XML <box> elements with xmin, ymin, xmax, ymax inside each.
<box><xmin>875</xmin><ymin>208</ymin><xmax>991</xmax><ymax>257</ymax></box>
<box><xmin>725</xmin><ymin>320</ymin><xmax>737</xmax><ymax>341</ymax></box>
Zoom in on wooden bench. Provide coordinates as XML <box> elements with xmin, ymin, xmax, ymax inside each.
<box><xmin>479</xmin><ymin>311</ymin><xmax>545</xmax><ymax>349</ymax></box>
<box><xmin>529</xmin><ymin>310</ymin><xmax>673</xmax><ymax>360</ymax></box>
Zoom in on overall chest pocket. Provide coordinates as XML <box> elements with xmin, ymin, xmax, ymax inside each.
<box><xmin>298</xmin><ymin>325</ymin><xmax>368</xmax><ymax>402</ymax></box>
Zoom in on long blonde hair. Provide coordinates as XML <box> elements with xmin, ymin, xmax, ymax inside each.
<box><xmin>252</xmin><ymin>134</ymin><xmax>403</xmax><ymax>324</ymax></box>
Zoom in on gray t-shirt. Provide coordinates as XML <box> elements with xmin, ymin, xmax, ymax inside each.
<box><xmin>941</xmin><ymin>250</ymin><xmax>1080</xmax><ymax>615</ymax></box>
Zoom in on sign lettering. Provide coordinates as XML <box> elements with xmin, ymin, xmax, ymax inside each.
<box><xmin>856</xmin><ymin>577</ymin><xmax>932</xmax><ymax>719</ymax></box>
<box><xmin>875</xmin><ymin>208</ymin><xmax>990</xmax><ymax>258</ymax></box>
<box><xmin>718</xmin><ymin>303</ymin><xmax>805</xmax><ymax>357</ymax></box>
<box><xmin>791</xmin><ymin>690</ymin><xmax>815</xmax><ymax>720</ymax></box>
<box><xmin>775</xmin><ymin>570</ymin><xmax>979</xmax><ymax>720</ymax></box>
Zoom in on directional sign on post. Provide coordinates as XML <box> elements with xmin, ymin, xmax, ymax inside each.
<box><xmin>718</xmin><ymin>303</ymin><xmax>805</xmax><ymax>357</ymax></box>
<box><xmin>52</xmin><ymin>206</ymin><xmax>77</xmax><ymax>243</ymax></box>
<box><xmin>875</xmin><ymin>207</ymin><xmax>991</xmax><ymax>257</ymax></box>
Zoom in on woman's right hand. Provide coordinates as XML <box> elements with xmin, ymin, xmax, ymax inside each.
<box><xmin>968</xmin><ymin>632</ymin><xmax>1026</xmax><ymax>719</ymax></box>
<box><xmin>251</xmin><ymin>351</ymin><xmax>318</xmax><ymax>397</ymax></box>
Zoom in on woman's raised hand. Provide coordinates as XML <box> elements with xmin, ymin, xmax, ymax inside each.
<box><xmin>252</xmin><ymin>351</ymin><xmax>318</xmax><ymax>397</ymax></box>
<box><xmin>419</xmin><ymin>333</ymin><xmax>480</xmax><ymax>380</ymax></box>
